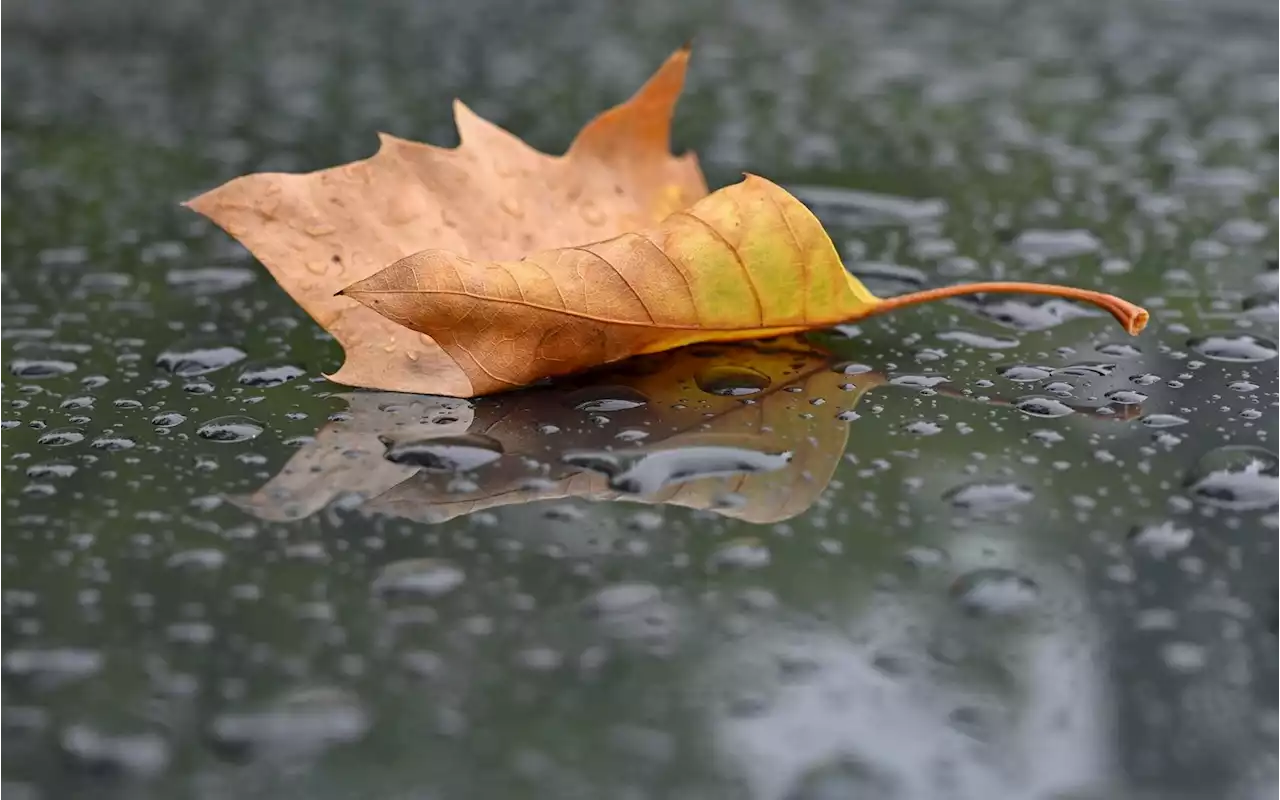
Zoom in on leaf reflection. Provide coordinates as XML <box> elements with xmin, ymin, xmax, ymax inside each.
<box><xmin>236</xmin><ymin>337</ymin><xmax>882</xmax><ymax>525</ymax></box>
<box><xmin>236</xmin><ymin>336</ymin><xmax>1142</xmax><ymax>526</ymax></box>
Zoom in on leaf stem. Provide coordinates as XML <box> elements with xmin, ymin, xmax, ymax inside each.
<box><xmin>864</xmin><ymin>282</ymin><xmax>1149</xmax><ymax>335</ymax></box>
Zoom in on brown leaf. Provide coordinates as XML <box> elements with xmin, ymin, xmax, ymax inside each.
<box><xmin>185</xmin><ymin>46</ymin><xmax>706</xmax><ymax>395</ymax></box>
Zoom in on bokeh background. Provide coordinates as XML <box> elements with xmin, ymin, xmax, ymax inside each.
<box><xmin>3</xmin><ymin>0</ymin><xmax>1277</xmax><ymax>798</ymax></box>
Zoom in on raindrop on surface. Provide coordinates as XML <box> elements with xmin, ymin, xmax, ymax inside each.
<box><xmin>196</xmin><ymin>417</ymin><xmax>264</xmax><ymax>443</ymax></box>
<box><xmin>1014</xmin><ymin>396</ymin><xmax>1075</xmax><ymax>419</ymax></box>
<box><xmin>1128</xmin><ymin>522</ymin><xmax>1194</xmax><ymax>558</ymax></box>
<box><xmin>372</xmin><ymin>559</ymin><xmax>466</xmax><ymax>598</ymax></box>
<box><xmin>562</xmin><ymin>385</ymin><xmax>649</xmax><ymax>412</ymax></box>
<box><xmin>1140</xmin><ymin>414</ymin><xmax>1189</xmax><ymax>428</ymax></box>
<box><xmin>706</xmin><ymin>538</ymin><xmax>772</xmax><ymax>571</ymax></box>
<box><xmin>936</xmin><ymin>329</ymin><xmax>1020</xmax><ymax>349</ymax></box>
<box><xmin>3</xmin><ymin>647</ymin><xmax>103</xmax><ymax>684</ymax></box>
<box><xmin>1184</xmin><ymin>445</ymin><xmax>1279</xmax><ymax>510</ymax></box>
<box><xmin>90</xmin><ymin>436</ymin><xmax>136</xmax><ymax>451</ymax></box>
<box><xmin>208</xmin><ymin>687</ymin><xmax>371</xmax><ymax>760</ymax></box>
<box><xmin>37</xmin><ymin>429</ymin><xmax>84</xmax><ymax>446</ymax></box>
<box><xmin>9</xmin><ymin>359</ymin><xmax>77</xmax><ymax>378</ymax></box>
<box><xmin>1012</xmin><ymin>228</ymin><xmax>1100</xmax><ymax>259</ymax></box>
<box><xmin>889</xmin><ymin>374</ymin><xmax>950</xmax><ymax>389</ymax></box>
<box><xmin>1187</xmin><ymin>333</ymin><xmax>1278</xmax><ymax>363</ymax></box>
<box><xmin>59</xmin><ymin>724</ymin><xmax>171</xmax><ymax>778</ymax></box>
<box><xmin>60</xmin><ymin>396</ymin><xmax>94</xmax><ymax>410</ymax></box>
<box><xmin>574</xmin><ymin>398</ymin><xmax>647</xmax><ymax>413</ymax></box>
<box><xmin>1105</xmin><ymin>390</ymin><xmax>1148</xmax><ymax>405</ymax></box>
<box><xmin>563</xmin><ymin>446</ymin><xmax>791</xmax><ymax>495</ymax></box>
<box><xmin>695</xmin><ymin>365</ymin><xmax>772</xmax><ymax>396</ymax></box>
<box><xmin>237</xmin><ymin>364</ymin><xmax>305</xmax><ymax>387</ymax></box>
<box><xmin>950</xmin><ymin>568</ymin><xmax>1040</xmax><ymax>616</ymax></box>
<box><xmin>833</xmin><ymin>361</ymin><xmax>874</xmax><ymax>375</ymax></box>
<box><xmin>165</xmin><ymin>266</ymin><xmax>256</xmax><ymax>294</ymax></box>
<box><xmin>945</xmin><ymin>481</ymin><xmax>1035</xmax><ymax>511</ymax></box>
<box><xmin>156</xmin><ymin>343</ymin><xmax>247</xmax><ymax>376</ymax></box>
<box><xmin>381</xmin><ymin>434</ymin><xmax>503</xmax><ymax>471</ymax></box>
<box><xmin>585</xmin><ymin>583</ymin><xmax>662</xmax><ymax>615</ymax></box>
<box><xmin>1097</xmin><ymin>342</ymin><xmax>1142</xmax><ymax>357</ymax></box>
<box><xmin>903</xmin><ymin>420</ymin><xmax>943</xmax><ymax>436</ymax></box>
<box><xmin>972</xmin><ymin>298</ymin><xmax>1098</xmax><ymax>331</ymax></box>
<box><xmin>26</xmin><ymin>463</ymin><xmax>77</xmax><ymax>479</ymax></box>
<box><xmin>113</xmin><ymin>399</ymin><xmax>142</xmax><ymax>410</ymax></box>
<box><xmin>999</xmin><ymin>365</ymin><xmax>1054</xmax><ymax>382</ymax></box>
<box><xmin>150</xmin><ymin>412</ymin><xmax>186</xmax><ymax>427</ymax></box>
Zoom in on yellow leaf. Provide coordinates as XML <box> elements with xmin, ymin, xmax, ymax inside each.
<box><xmin>235</xmin><ymin>338</ymin><xmax>880</xmax><ymax>526</ymax></box>
<box><xmin>343</xmin><ymin>174</ymin><xmax>1148</xmax><ymax>395</ymax></box>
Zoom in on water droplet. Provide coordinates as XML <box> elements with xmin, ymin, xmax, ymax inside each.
<box><xmin>26</xmin><ymin>463</ymin><xmax>77</xmax><ymax>479</ymax></box>
<box><xmin>707</xmin><ymin>538</ymin><xmax>771</xmax><ymax>571</ymax></box>
<box><xmin>196</xmin><ymin>417</ymin><xmax>264</xmax><ymax>443</ymax></box>
<box><xmin>889</xmin><ymin>374</ymin><xmax>950</xmax><ymax>389</ymax></box>
<box><xmin>166</xmin><ymin>548</ymin><xmax>227</xmax><ymax>570</ymax></box>
<box><xmin>1187</xmin><ymin>333</ymin><xmax>1278</xmax><ymax>363</ymax></box>
<box><xmin>1161</xmin><ymin>641</ymin><xmax>1207</xmax><ymax>674</ymax></box>
<box><xmin>1014</xmin><ymin>396</ymin><xmax>1075</xmax><ymax>418</ymax></box>
<box><xmin>59</xmin><ymin>724</ymin><xmax>170</xmax><ymax>778</ymax></box>
<box><xmin>936</xmin><ymin>329</ymin><xmax>1020</xmax><ymax>349</ymax></box>
<box><xmin>1012</xmin><ymin>228</ymin><xmax>1101</xmax><ymax>259</ymax></box>
<box><xmin>3</xmin><ymin>647</ymin><xmax>103</xmax><ymax>684</ymax></box>
<box><xmin>9</xmin><ymin>359</ymin><xmax>77</xmax><ymax>378</ymax></box>
<box><xmin>951</xmin><ymin>568</ymin><xmax>1040</xmax><ymax>616</ymax></box>
<box><xmin>1054</xmin><ymin>362</ymin><xmax>1116</xmax><ymax>377</ymax></box>
<box><xmin>150</xmin><ymin>412</ymin><xmax>186</xmax><ymax>427</ymax></box>
<box><xmin>373</xmin><ymin>559</ymin><xmax>465</xmax><ymax>598</ymax></box>
<box><xmin>237</xmin><ymin>364</ymin><xmax>305</xmax><ymax>387</ymax></box>
<box><xmin>165</xmin><ymin>266</ymin><xmax>256</xmax><ymax>294</ymax></box>
<box><xmin>38</xmin><ymin>428</ymin><xmax>84</xmax><ymax>446</ymax></box>
<box><xmin>208</xmin><ymin>687</ymin><xmax>371</xmax><ymax>760</ymax></box>
<box><xmin>903</xmin><ymin>420</ymin><xmax>943</xmax><ymax>436</ymax></box>
<box><xmin>945</xmin><ymin>481</ymin><xmax>1035</xmax><ymax>511</ymax></box>
<box><xmin>381</xmin><ymin>434</ymin><xmax>503</xmax><ymax>471</ymax></box>
<box><xmin>695</xmin><ymin>365</ymin><xmax>772</xmax><ymax>396</ymax></box>
<box><xmin>156</xmin><ymin>343</ymin><xmax>246</xmax><ymax>376</ymax></box>
<box><xmin>999</xmin><ymin>365</ymin><xmax>1053</xmax><ymax>382</ymax></box>
<box><xmin>90</xmin><ymin>436</ymin><xmax>136</xmax><ymax>451</ymax></box>
<box><xmin>564</xmin><ymin>446</ymin><xmax>791</xmax><ymax>495</ymax></box>
<box><xmin>1185</xmin><ymin>445</ymin><xmax>1278</xmax><ymax>510</ymax></box>
<box><xmin>113</xmin><ymin>399</ymin><xmax>142</xmax><ymax>410</ymax></box>
<box><xmin>1105</xmin><ymin>390</ymin><xmax>1147</xmax><ymax>405</ymax></box>
<box><xmin>833</xmin><ymin>362</ymin><xmax>873</xmax><ymax>375</ymax></box>
<box><xmin>574</xmin><ymin>398</ymin><xmax>647</xmax><ymax>412</ymax></box>
<box><xmin>1128</xmin><ymin>521</ymin><xmax>1194</xmax><ymax>558</ymax></box>
<box><xmin>1140</xmin><ymin>414</ymin><xmax>1189</xmax><ymax>428</ymax></box>
<box><xmin>1097</xmin><ymin>342</ymin><xmax>1141</xmax><ymax>357</ymax></box>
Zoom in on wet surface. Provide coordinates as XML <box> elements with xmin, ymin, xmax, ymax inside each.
<box><xmin>3</xmin><ymin>0</ymin><xmax>1278</xmax><ymax>798</ymax></box>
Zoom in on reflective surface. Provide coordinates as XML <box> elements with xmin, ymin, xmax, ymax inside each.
<box><xmin>3</xmin><ymin>0</ymin><xmax>1278</xmax><ymax>798</ymax></box>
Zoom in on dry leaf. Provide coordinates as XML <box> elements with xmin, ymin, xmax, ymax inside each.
<box><xmin>235</xmin><ymin>338</ymin><xmax>879</xmax><ymax>526</ymax></box>
<box><xmin>188</xmin><ymin>45</ymin><xmax>1149</xmax><ymax>398</ymax></box>
<box><xmin>186</xmin><ymin>46</ymin><xmax>706</xmax><ymax>395</ymax></box>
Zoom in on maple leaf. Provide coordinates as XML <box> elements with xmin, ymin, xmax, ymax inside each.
<box><xmin>188</xmin><ymin>46</ymin><xmax>1148</xmax><ymax>398</ymax></box>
